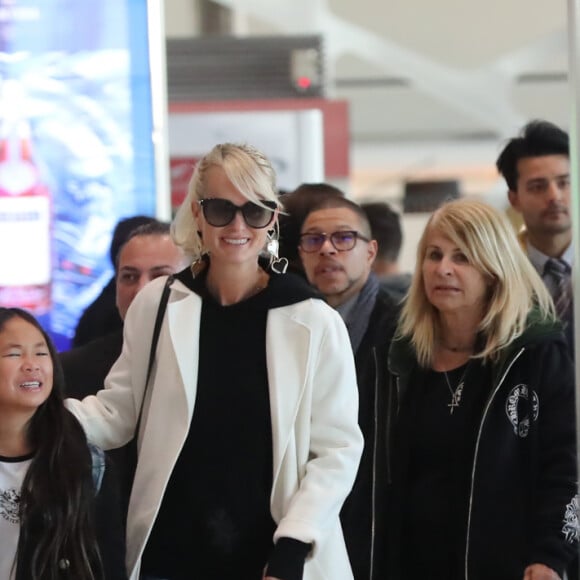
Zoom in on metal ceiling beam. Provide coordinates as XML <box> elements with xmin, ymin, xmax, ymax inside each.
<box><xmin>213</xmin><ymin>0</ymin><xmax>531</xmax><ymax>136</ymax></box>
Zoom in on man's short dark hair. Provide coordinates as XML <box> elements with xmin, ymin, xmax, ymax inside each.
<box><xmin>278</xmin><ymin>183</ymin><xmax>346</xmax><ymax>269</ymax></box>
<box><xmin>496</xmin><ymin>120</ymin><xmax>569</xmax><ymax>191</ymax></box>
<box><xmin>125</xmin><ymin>219</ymin><xmax>171</xmax><ymax>240</ymax></box>
<box><xmin>302</xmin><ymin>196</ymin><xmax>372</xmax><ymax>238</ymax></box>
<box><xmin>115</xmin><ymin>219</ymin><xmax>171</xmax><ymax>269</ymax></box>
<box><xmin>360</xmin><ymin>201</ymin><xmax>402</xmax><ymax>263</ymax></box>
<box><xmin>110</xmin><ymin>215</ymin><xmax>156</xmax><ymax>266</ymax></box>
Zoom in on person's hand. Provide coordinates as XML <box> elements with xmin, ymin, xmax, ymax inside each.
<box><xmin>262</xmin><ymin>567</ymin><xmax>282</xmax><ymax>580</ymax></box>
<box><xmin>523</xmin><ymin>563</ymin><xmax>560</xmax><ymax>580</ymax></box>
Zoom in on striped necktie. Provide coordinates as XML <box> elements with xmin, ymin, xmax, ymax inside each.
<box><xmin>544</xmin><ymin>258</ymin><xmax>573</xmax><ymax>320</ymax></box>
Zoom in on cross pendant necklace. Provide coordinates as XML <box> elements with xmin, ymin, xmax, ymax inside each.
<box><xmin>443</xmin><ymin>365</ymin><xmax>469</xmax><ymax>415</ymax></box>
<box><xmin>446</xmin><ymin>380</ymin><xmax>464</xmax><ymax>414</ymax></box>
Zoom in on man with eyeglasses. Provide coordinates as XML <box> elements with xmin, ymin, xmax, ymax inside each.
<box><xmin>298</xmin><ymin>195</ymin><xmax>399</xmax><ymax>580</ymax></box>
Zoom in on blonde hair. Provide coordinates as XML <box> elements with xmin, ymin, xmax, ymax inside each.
<box><xmin>399</xmin><ymin>198</ymin><xmax>555</xmax><ymax>366</ymax></box>
<box><xmin>171</xmin><ymin>143</ymin><xmax>281</xmax><ymax>259</ymax></box>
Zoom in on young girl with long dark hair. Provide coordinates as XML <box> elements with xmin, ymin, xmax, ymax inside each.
<box><xmin>0</xmin><ymin>307</ymin><xmax>126</xmax><ymax>579</ymax></box>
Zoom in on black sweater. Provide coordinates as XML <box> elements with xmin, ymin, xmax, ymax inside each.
<box><xmin>142</xmin><ymin>264</ymin><xmax>319</xmax><ymax>580</ymax></box>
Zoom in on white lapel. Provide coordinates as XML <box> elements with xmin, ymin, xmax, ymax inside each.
<box><xmin>266</xmin><ymin>307</ymin><xmax>312</xmax><ymax>489</ymax></box>
<box><xmin>166</xmin><ymin>283</ymin><xmax>202</xmax><ymax>414</ymax></box>
<box><xmin>127</xmin><ymin>284</ymin><xmax>202</xmax><ymax>575</ymax></box>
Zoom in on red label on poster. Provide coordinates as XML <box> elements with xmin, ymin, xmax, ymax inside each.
<box><xmin>170</xmin><ymin>157</ymin><xmax>198</xmax><ymax>211</ymax></box>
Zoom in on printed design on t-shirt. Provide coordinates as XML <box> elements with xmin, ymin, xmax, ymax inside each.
<box><xmin>0</xmin><ymin>488</ymin><xmax>21</xmax><ymax>524</ymax></box>
<box><xmin>505</xmin><ymin>383</ymin><xmax>539</xmax><ymax>438</ymax></box>
<box><xmin>562</xmin><ymin>494</ymin><xmax>580</xmax><ymax>543</ymax></box>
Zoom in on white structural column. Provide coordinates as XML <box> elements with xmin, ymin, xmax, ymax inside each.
<box><xmin>149</xmin><ymin>0</ymin><xmax>171</xmax><ymax>220</ymax></box>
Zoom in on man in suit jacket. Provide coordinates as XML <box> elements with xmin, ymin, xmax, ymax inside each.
<box><xmin>497</xmin><ymin>120</ymin><xmax>573</xmax><ymax>354</ymax></box>
<box><xmin>498</xmin><ymin>121</ymin><xmax>576</xmax><ymax>580</ymax></box>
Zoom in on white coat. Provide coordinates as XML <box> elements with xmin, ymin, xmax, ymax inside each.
<box><xmin>66</xmin><ymin>275</ymin><xmax>363</xmax><ymax>580</ymax></box>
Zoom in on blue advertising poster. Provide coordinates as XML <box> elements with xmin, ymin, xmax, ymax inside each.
<box><xmin>0</xmin><ymin>0</ymin><xmax>158</xmax><ymax>350</ymax></box>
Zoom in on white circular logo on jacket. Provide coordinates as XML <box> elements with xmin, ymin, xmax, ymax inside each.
<box><xmin>505</xmin><ymin>384</ymin><xmax>539</xmax><ymax>438</ymax></box>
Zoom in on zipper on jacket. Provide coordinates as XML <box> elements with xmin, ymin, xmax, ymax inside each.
<box><xmin>464</xmin><ymin>347</ymin><xmax>525</xmax><ymax>580</ymax></box>
<box><xmin>386</xmin><ymin>374</ymin><xmax>399</xmax><ymax>486</ymax></box>
<box><xmin>369</xmin><ymin>347</ymin><xmax>380</xmax><ymax>580</ymax></box>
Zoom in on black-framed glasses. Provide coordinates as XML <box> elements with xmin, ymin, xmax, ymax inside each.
<box><xmin>199</xmin><ymin>198</ymin><xmax>277</xmax><ymax>228</ymax></box>
<box><xmin>299</xmin><ymin>230</ymin><xmax>370</xmax><ymax>253</ymax></box>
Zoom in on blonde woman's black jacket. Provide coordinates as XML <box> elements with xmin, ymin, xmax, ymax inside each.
<box><xmin>386</xmin><ymin>311</ymin><xmax>579</xmax><ymax>579</ymax></box>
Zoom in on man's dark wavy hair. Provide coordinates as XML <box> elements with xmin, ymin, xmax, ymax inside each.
<box><xmin>0</xmin><ymin>307</ymin><xmax>103</xmax><ymax>580</ymax></box>
<box><xmin>496</xmin><ymin>119</ymin><xmax>569</xmax><ymax>191</ymax></box>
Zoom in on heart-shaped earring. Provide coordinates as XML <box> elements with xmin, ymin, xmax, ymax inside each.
<box><xmin>271</xmin><ymin>257</ymin><xmax>289</xmax><ymax>275</ymax></box>
<box><xmin>266</xmin><ymin>230</ymin><xmax>288</xmax><ymax>274</ymax></box>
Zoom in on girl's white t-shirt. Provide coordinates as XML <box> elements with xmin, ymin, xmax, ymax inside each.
<box><xmin>0</xmin><ymin>455</ymin><xmax>32</xmax><ymax>580</ymax></box>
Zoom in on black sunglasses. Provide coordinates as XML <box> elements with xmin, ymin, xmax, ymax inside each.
<box><xmin>299</xmin><ymin>230</ymin><xmax>370</xmax><ymax>253</ymax></box>
<box><xmin>199</xmin><ymin>198</ymin><xmax>277</xmax><ymax>229</ymax></box>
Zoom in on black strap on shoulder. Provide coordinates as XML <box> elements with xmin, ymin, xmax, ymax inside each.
<box><xmin>135</xmin><ymin>275</ymin><xmax>174</xmax><ymax>437</ymax></box>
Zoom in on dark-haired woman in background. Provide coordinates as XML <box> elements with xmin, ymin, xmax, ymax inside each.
<box><xmin>387</xmin><ymin>199</ymin><xmax>578</xmax><ymax>580</ymax></box>
<box><xmin>0</xmin><ymin>307</ymin><xmax>125</xmax><ymax>580</ymax></box>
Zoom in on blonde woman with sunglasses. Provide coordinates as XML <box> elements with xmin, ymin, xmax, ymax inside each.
<box><xmin>66</xmin><ymin>143</ymin><xmax>363</xmax><ymax>580</ymax></box>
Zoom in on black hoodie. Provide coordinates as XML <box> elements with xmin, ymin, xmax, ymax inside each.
<box><xmin>387</xmin><ymin>311</ymin><xmax>578</xmax><ymax>579</ymax></box>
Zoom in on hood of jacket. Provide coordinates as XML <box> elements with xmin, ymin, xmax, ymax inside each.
<box><xmin>388</xmin><ymin>307</ymin><xmax>563</xmax><ymax>383</ymax></box>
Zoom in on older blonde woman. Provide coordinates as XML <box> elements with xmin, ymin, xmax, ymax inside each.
<box><xmin>66</xmin><ymin>143</ymin><xmax>363</xmax><ymax>580</ymax></box>
<box><xmin>386</xmin><ymin>199</ymin><xmax>577</xmax><ymax>580</ymax></box>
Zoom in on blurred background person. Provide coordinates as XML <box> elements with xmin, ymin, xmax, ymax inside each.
<box><xmin>72</xmin><ymin>215</ymin><xmax>156</xmax><ymax>347</ymax></box>
<box><xmin>60</xmin><ymin>219</ymin><xmax>187</xmax><ymax>522</ymax></box>
<box><xmin>387</xmin><ymin>199</ymin><xmax>577</xmax><ymax>580</ymax></box>
<box><xmin>360</xmin><ymin>201</ymin><xmax>411</xmax><ymax>303</ymax></box>
<box><xmin>65</xmin><ymin>143</ymin><xmax>363</xmax><ymax>580</ymax></box>
<box><xmin>61</xmin><ymin>220</ymin><xmax>187</xmax><ymax>400</ymax></box>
